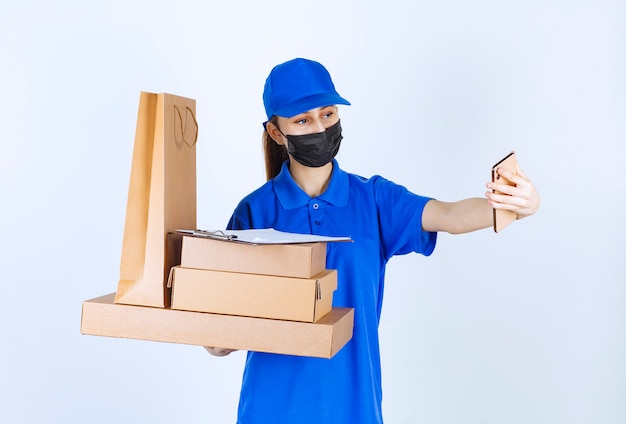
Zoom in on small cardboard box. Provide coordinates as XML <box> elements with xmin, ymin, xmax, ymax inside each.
<box><xmin>180</xmin><ymin>235</ymin><xmax>326</xmax><ymax>278</ymax></box>
<box><xmin>169</xmin><ymin>267</ymin><xmax>337</xmax><ymax>322</ymax></box>
<box><xmin>81</xmin><ymin>293</ymin><xmax>353</xmax><ymax>359</ymax></box>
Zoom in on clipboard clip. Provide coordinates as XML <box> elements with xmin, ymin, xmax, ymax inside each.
<box><xmin>175</xmin><ymin>229</ymin><xmax>238</xmax><ymax>241</ymax></box>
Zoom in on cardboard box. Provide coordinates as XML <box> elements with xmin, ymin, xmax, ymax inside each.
<box><xmin>169</xmin><ymin>267</ymin><xmax>337</xmax><ymax>322</ymax></box>
<box><xmin>180</xmin><ymin>235</ymin><xmax>326</xmax><ymax>278</ymax></box>
<box><xmin>81</xmin><ymin>293</ymin><xmax>353</xmax><ymax>359</ymax></box>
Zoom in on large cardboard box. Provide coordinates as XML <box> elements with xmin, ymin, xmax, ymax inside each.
<box><xmin>169</xmin><ymin>267</ymin><xmax>337</xmax><ymax>322</ymax></box>
<box><xmin>81</xmin><ymin>293</ymin><xmax>353</xmax><ymax>359</ymax></box>
<box><xmin>180</xmin><ymin>235</ymin><xmax>326</xmax><ymax>278</ymax></box>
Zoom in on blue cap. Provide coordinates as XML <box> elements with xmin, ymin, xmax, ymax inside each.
<box><xmin>263</xmin><ymin>58</ymin><xmax>351</xmax><ymax>121</ymax></box>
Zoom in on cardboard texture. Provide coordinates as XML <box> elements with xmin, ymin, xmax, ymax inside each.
<box><xmin>169</xmin><ymin>267</ymin><xmax>337</xmax><ymax>322</ymax></box>
<box><xmin>81</xmin><ymin>293</ymin><xmax>354</xmax><ymax>359</ymax></box>
<box><xmin>180</xmin><ymin>235</ymin><xmax>327</xmax><ymax>278</ymax></box>
<box><xmin>116</xmin><ymin>92</ymin><xmax>197</xmax><ymax>308</ymax></box>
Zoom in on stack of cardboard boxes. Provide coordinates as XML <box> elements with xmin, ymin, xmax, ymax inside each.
<box><xmin>167</xmin><ymin>234</ymin><xmax>353</xmax><ymax>357</ymax></box>
<box><xmin>171</xmin><ymin>235</ymin><xmax>335</xmax><ymax>321</ymax></box>
<box><xmin>81</xmin><ymin>233</ymin><xmax>354</xmax><ymax>359</ymax></box>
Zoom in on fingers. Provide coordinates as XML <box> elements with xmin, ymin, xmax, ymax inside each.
<box><xmin>487</xmin><ymin>170</ymin><xmax>517</xmax><ymax>197</ymax></box>
<box><xmin>485</xmin><ymin>159</ymin><xmax>540</xmax><ymax>221</ymax></box>
<box><xmin>490</xmin><ymin>165</ymin><xmax>531</xmax><ymax>197</ymax></box>
<box><xmin>494</xmin><ymin>165</ymin><xmax>521</xmax><ymax>186</ymax></box>
<box><xmin>486</xmin><ymin>190</ymin><xmax>526</xmax><ymax>211</ymax></box>
<box><xmin>204</xmin><ymin>346</ymin><xmax>237</xmax><ymax>357</ymax></box>
<box><xmin>486</xmin><ymin>170</ymin><xmax>540</xmax><ymax>218</ymax></box>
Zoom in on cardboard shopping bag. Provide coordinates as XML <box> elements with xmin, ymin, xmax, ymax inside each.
<box><xmin>114</xmin><ymin>92</ymin><xmax>197</xmax><ymax>308</ymax></box>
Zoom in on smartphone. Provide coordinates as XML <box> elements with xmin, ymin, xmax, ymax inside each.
<box><xmin>491</xmin><ymin>151</ymin><xmax>518</xmax><ymax>232</ymax></box>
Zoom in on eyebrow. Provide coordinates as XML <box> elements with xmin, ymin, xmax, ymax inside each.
<box><xmin>289</xmin><ymin>106</ymin><xmax>336</xmax><ymax>120</ymax></box>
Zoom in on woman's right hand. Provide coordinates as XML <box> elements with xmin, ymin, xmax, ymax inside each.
<box><xmin>204</xmin><ymin>346</ymin><xmax>237</xmax><ymax>357</ymax></box>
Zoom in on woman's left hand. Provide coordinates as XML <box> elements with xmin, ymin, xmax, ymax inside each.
<box><xmin>486</xmin><ymin>164</ymin><xmax>540</xmax><ymax>219</ymax></box>
<box><xmin>204</xmin><ymin>346</ymin><xmax>237</xmax><ymax>357</ymax></box>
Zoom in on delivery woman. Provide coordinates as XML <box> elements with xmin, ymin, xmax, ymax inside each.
<box><xmin>207</xmin><ymin>58</ymin><xmax>540</xmax><ymax>424</ymax></box>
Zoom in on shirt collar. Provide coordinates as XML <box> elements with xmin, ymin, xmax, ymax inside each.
<box><xmin>274</xmin><ymin>159</ymin><xmax>349</xmax><ymax>209</ymax></box>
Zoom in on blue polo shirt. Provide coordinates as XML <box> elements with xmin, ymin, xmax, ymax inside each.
<box><xmin>227</xmin><ymin>160</ymin><xmax>437</xmax><ymax>424</ymax></box>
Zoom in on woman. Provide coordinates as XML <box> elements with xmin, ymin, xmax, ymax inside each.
<box><xmin>207</xmin><ymin>58</ymin><xmax>540</xmax><ymax>424</ymax></box>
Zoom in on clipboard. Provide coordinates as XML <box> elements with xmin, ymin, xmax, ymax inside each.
<box><xmin>174</xmin><ymin>228</ymin><xmax>352</xmax><ymax>244</ymax></box>
<box><xmin>175</xmin><ymin>229</ymin><xmax>238</xmax><ymax>241</ymax></box>
<box><xmin>491</xmin><ymin>151</ymin><xmax>518</xmax><ymax>233</ymax></box>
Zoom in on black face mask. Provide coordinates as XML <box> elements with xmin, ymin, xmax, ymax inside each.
<box><xmin>280</xmin><ymin>120</ymin><xmax>343</xmax><ymax>168</ymax></box>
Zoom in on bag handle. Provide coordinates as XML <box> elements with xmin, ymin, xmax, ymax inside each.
<box><xmin>173</xmin><ymin>104</ymin><xmax>198</xmax><ymax>148</ymax></box>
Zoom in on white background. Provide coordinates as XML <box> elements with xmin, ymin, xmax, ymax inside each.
<box><xmin>1</xmin><ymin>1</ymin><xmax>624</xmax><ymax>423</ymax></box>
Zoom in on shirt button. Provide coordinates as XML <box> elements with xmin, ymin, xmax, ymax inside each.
<box><xmin>314</xmin><ymin>220</ymin><xmax>320</xmax><ymax>226</ymax></box>
<box><xmin>312</xmin><ymin>203</ymin><xmax>319</xmax><ymax>210</ymax></box>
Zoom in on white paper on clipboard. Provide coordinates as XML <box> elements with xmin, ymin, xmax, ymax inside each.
<box><xmin>175</xmin><ymin>228</ymin><xmax>352</xmax><ymax>244</ymax></box>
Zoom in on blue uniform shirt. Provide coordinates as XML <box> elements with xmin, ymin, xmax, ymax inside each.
<box><xmin>227</xmin><ymin>160</ymin><xmax>437</xmax><ymax>424</ymax></box>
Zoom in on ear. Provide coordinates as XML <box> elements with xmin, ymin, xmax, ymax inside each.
<box><xmin>266</xmin><ymin>121</ymin><xmax>286</xmax><ymax>146</ymax></box>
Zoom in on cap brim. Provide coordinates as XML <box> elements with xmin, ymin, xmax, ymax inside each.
<box><xmin>274</xmin><ymin>93</ymin><xmax>351</xmax><ymax>118</ymax></box>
